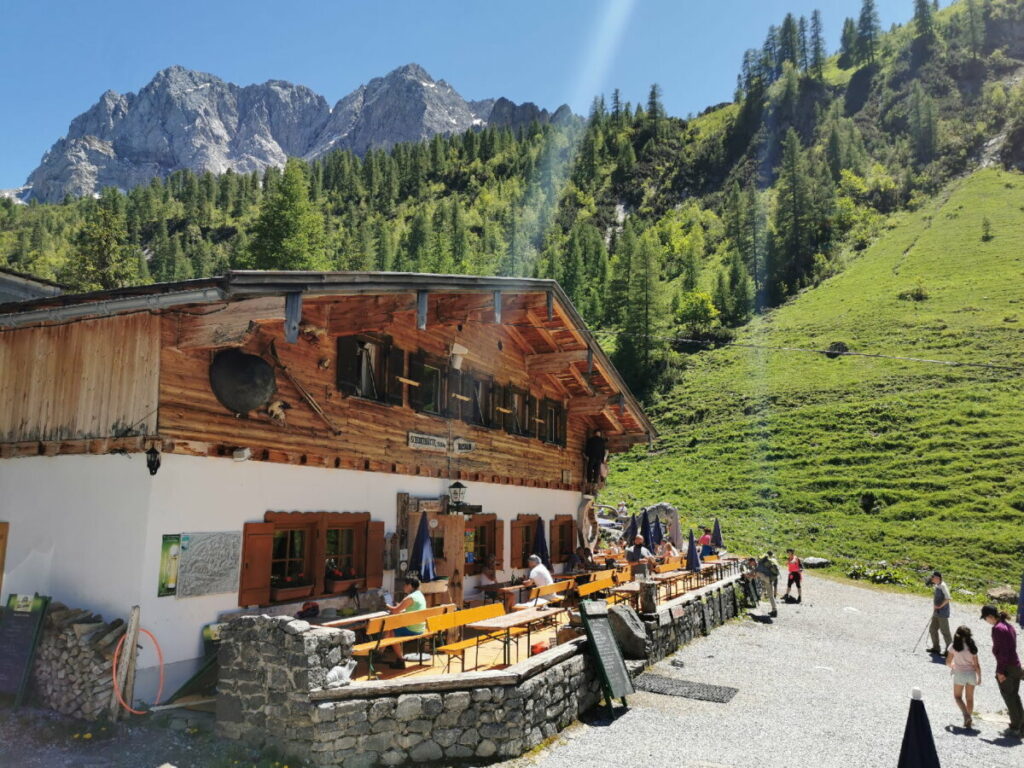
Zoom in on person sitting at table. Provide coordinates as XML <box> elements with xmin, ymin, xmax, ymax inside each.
<box><xmin>581</xmin><ymin>547</ymin><xmax>600</xmax><ymax>570</ymax></box>
<box><xmin>481</xmin><ymin>553</ymin><xmax>499</xmax><ymax>584</ymax></box>
<box><xmin>625</xmin><ymin>535</ymin><xmax>655</xmax><ymax>564</ymax></box>
<box><xmin>566</xmin><ymin>545</ymin><xmax>597</xmax><ymax>572</ymax></box>
<box><xmin>514</xmin><ymin>554</ymin><xmax>560</xmax><ymax>609</ymax></box>
<box><xmin>384</xmin><ymin>575</ymin><xmax>427</xmax><ymax>668</ymax></box>
<box><xmin>656</xmin><ymin>539</ymin><xmax>679</xmax><ymax>559</ymax></box>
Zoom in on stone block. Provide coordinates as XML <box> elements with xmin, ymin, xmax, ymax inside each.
<box><xmin>360</xmin><ymin>731</ymin><xmax>394</xmax><ymax>753</ymax></box>
<box><xmin>420</xmin><ymin>693</ymin><xmax>443</xmax><ymax>717</ymax></box>
<box><xmin>343</xmin><ymin>751</ymin><xmax>379</xmax><ymax>768</ymax></box>
<box><xmin>476</xmin><ymin>739</ymin><xmax>498</xmax><ymax>758</ymax></box>
<box><xmin>458</xmin><ymin>727</ymin><xmax>480</xmax><ymax>746</ymax></box>
<box><xmin>433</xmin><ymin>728</ymin><xmax>460</xmax><ymax>748</ymax></box>
<box><xmin>381</xmin><ymin>750</ymin><xmax>408</xmax><ymax>766</ymax></box>
<box><xmin>395</xmin><ymin>694</ymin><xmax>422</xmax><ymax>720</ymax></box>
<box><xmin>216</xmin><ymin>695</ymin><xmax>243</xmax><ymax>723</ymax></box>
<box><xmin>445</xmin><ymin>690</ymin><xmax>471</xmax><ymax>712</ymax></box>
<box><xmin>406</xmin><ymin>718</ymin><xmax>433</xmax><ymax>734</ymax></box>
<box><xmin>368</xmin><ymin>698</ymin><xmax>396</xmax><ymax>723</ymax></box>
<box><xmin>284</xmin><ymin>619</ymin><xmax>311</xmax><ymax>635</ymax></box>
<box><xmin>446</xmin><ymin>744</ymin><xmax>474</xmax><ymax>759</ymax></box>
<box><xmin>311</xmin><ymin>703</ymin><xmax>337</xmax><ymax>724</ymax></box>
<box><xmin>608</xmin><ymin>605</ymin><xmax>649</xmax><ymax>660</ymax></box>
<box><xmin>409</xmin><ymin>740</ymin><xmax>443</xmax><ymax>762</ymax></box>
<box><xmin>471</xmin><ymin>687</ymin><xmax>492</xmax><ymax>702</ymax></box>
<box><xmin>396</xmin><ymin>732</ymin><xmax>423</xmax><ymax>750</ymax></box>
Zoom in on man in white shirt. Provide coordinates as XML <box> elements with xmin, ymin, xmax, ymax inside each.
<box><xmin>514</xmin><ymin>554</ymin><xmax>558</xmax><ymax>609</ymax></box>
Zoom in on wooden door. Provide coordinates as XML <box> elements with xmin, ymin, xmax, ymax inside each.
<box><xmin>0</xmin><ymin>522</ymin><xmax>8</xmax><ymax>598</ymax></box>
<box><xmin>397</xmin><ymin>494</ymin><xmax>465</xmax><ymax>609</ymax></box>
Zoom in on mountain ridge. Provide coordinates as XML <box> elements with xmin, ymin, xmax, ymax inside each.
<box><xmin>24</xmin><ymin>63</ymin><xmax>568</xmax><ymax>203</ymax></box>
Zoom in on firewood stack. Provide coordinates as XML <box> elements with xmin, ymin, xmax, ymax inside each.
<box><xmin>32</xmin><ymin>602</ymin><xmax>126</xmax><ymax>721</ymax></box>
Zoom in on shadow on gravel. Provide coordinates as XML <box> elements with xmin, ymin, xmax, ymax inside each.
<box><xmin>944</xmin><ymin>725</ymin><xmax>979</xmax><ymax>737</ymax></box>
<box><xmin>979</xmin><ymin>735</ymin><xmax>1023</xmax><ymax>748</ymax></box>
<box><xmin>579</xmin><ymin>705</ymin><xmax>630</xmax><ymax>728</ymax></box>
<box><xmin>748</xmin><ymin>614</ymin><xmax>774</xmax><ymax>624</ymax></box>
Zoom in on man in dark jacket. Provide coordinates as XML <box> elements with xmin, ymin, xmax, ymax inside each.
<box><xmin>584</xmin><ymin>429</ymin><xmax>608</xmax><ymax>484</ymax></box>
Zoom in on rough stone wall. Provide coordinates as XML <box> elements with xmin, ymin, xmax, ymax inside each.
<box><xmin>216</xmin><ymin>576</ymin><xmax>742</xmax><ymax>767</ymax></box>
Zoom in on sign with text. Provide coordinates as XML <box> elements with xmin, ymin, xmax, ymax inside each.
<box><xmin>0</xmin><ymin>593</ymin><xmax>50</xmax><ymax>707</ymax></box>
<box><xmin>407</xmin><ymin>432</ymin><xmax>477</xmax><ymax>454</ymax></box>
<box><xmin>579</xmin><ymin>599</ymin><xmax>634</xmax><ymax>707</ymax></box>
<box><xmin>452</xmin><ymin>437</ymin><xmax>476</xmax><ymax>454</ymax></box>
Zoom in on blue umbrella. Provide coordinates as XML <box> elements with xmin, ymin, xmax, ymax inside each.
<box><xmin>711</xmin><ymin>518</ymin><xmax>725</xmax><ymax>549</ymax></box>
<box><xmin>623</xmin><ymin>514</ymin><xmax>638</xmax><ymax>543</ymax></box>
<box><xmin>1017</xmin><ymin>571</ymin><xmax>1024</xmax><ymax>629</ymax></box>
<box><xmin>686</xmin><ymin>528</ymin><xmax>702</xmax><ymax>573</ymax></box>
<box><xmin>639</xmin><ymin>511</ymin><xmax>654</xmax><ymax>551</ymax></box>
<box><xmin>408</xmin><ymin>513</ymin><xmax>437</xmax><ymax>582</ymax></box>
<box><xmin>897</xmin><ymin>690</ymin><xmax>940</xmax><ymax>768</ymax></box>
<box><xmin>532</xmin><ymin>519</ymin><xmax>551</xmax><ymax>570</ymax></box>
<box><xmin>651</xmin><ymin>517</ymin><xmax>664</xmax><ymax>547</ymax></box>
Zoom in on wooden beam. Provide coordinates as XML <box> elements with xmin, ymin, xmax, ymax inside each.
<box><xmin>175</xmin><ymin>297</ymin><xmax>284</xmax><ymax>349</ymax></box>
<box><xmin>601</xmin><ymin>407</ymin><xmax>626</xmax><ymax>435</ymax></box>
<box><xmin>566</xmin><ymin>362</ymin><xmax>595</xmax><ymax>396</ymax></box>
<box><xmin>567</xmin><ymin>395</ymin><xmax>618</xmax><ymax>415</ymax></box>
<box><xmin>503</xmin><ymin>324</ymin><xmax>535</xmax><ymax>356</ymax></box>
<box><xmin>525</xmin><ymin>350</ymin><xmax>588</xmax><ymax>375</ymax></box>
<box><xmin>525</xmin><ymin>310</ymin><xmax>561</xmax><ymax>353</ymax></box>
<box><xmin>326</xmin><ymin>294</ymin><xmax>416</xmax><ymax>335</ymax></box>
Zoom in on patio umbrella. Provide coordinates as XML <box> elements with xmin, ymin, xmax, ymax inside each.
<box><xmin>711</xmin><ymin>518</ymin><xmax>725</xmax><ymax>549</ymax></box>
<box><xmin>896</xmin><ymin>689</ymin><xmax>940</xmax><ymax>768</ymax></box>
<box><xmin>532</xmin><ymin>519</ymin><xmax>551</xmax><ymax>569</ymax></box>
<box><xmin>686</xmin><ymin>529</ymin><xmax>702</xmax><ymax>573</ymax></box>
<box><xmin>651</xmin><ymin>517</ymin><xmax>664</xmax><ymax>547</ymax></box>
<box><xmin>639</xmin><ymin>510</ymin><xmax>655</xmax><ymax>551</ymax></box>
<box><xmin>1017</xmin><ymin>571</ymin><xmax>1024</xmax><ymax>628</ymax></box>
<box><xmin>623</xmin><ymin>514</ymin><xmax>638</xmax><ymax>543</ymax></box>
<box><xmin>408</xmin><ymin>513</ymin><xmax>437</xmax><ymax>582</ymax></box>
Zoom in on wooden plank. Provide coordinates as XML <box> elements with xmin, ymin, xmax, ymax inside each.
<box><xmin>110</xmin><ymin>605</ymin><xmax>140</xmax><ymax>722</ymax></box>
<box><xmin>525</xmin><ymin>350</ymin><xmax>588</xmax><ymax>375</ymax></box>
<box><xmin>568</xmin><ymin>396</ymin><xmax>617</xmax><ymax>415</ymax></box>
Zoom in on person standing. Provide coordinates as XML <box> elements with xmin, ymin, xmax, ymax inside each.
<box><xmin>743</xmin><ymin>556</ymin><xmax>778</xmax><ymax>618</ymax></box>
<box><xmin>783</xmin><ymin>549</ymin><xmax>803</xmax><ymax>603</ymax></box>
<box><xmin>925</xmin><ymin>571</ymin><xmax>953</xmax><ymax>655</ymax></box>
<box><xmin>981</xmin><ymin>605</ymin><xmax>1023</xmax><ymax>738</ymax></box>
<box><xmin>946</xmin><ymin>625</ymin><xmax>982</xmax><ymax>729</ymax></box>
<box><xmin>698</xmin><ymin>527</ymin><xmax>714</xmax><ymax>558</ymax></box>
<box><xmin>583</xmin><ymin>429</ymin><xmax>608</xmax><ymax>485</ymax></box>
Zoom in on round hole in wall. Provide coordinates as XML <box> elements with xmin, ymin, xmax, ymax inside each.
<box><xmin>497</xmin><ymin>340</ymin><xmax>503</xmax><ymax>351</ymax></box>
<box><xmin>334</xmin><ymin>457</ymin><xmax>341</xmax><ymax>468</ymax></box>
<box><xmin>457</xmin><ymin>323</ymin><xmax>463</xmax><ymax>332</ymax></box>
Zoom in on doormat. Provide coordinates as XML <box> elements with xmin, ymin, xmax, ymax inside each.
<box><xmin>633</xmin><ymin>673</ymin><xmax>738</xmax><ymax>703</ymax></box>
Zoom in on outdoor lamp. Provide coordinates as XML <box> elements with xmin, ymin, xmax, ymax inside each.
<box><xmin>146</xmin><ymin>446</ymin><xmax>161</xmax><ymax>476</ymax></box>
<box><xmin>448</xmin><ymin>481</ymin><xmax>467</xmax><ymax>514</ymax></box>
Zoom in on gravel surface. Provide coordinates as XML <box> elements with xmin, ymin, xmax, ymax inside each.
<box><xmin>501</xmin><ymin>574</ymin><xmax>1023</xmax><ymax>768</ymax></box>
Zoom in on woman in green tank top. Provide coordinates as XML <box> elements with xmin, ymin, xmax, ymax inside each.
<box><xmin>385</xmin><ymin>575</ymin><xmax>427</xmax><ymax>669</ymax></box>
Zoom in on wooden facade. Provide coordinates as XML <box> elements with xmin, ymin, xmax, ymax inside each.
<box><xmin>0</xmin><ymin>273</ymin><xmax>654</xmax><ymax>491</ymax></box>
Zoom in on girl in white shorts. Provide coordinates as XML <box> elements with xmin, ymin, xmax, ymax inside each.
<box><xmin>947</xmin><ymin>625</ymin><xmax>982</xmax><ymax>729</ymax></box>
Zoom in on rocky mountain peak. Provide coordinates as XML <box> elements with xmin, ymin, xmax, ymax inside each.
<box><xmin>23</xmin><ymin>64</ymin><xmax>571</xmax><ymax>202</ymax></box>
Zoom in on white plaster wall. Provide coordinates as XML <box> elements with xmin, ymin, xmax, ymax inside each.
<box><xmin>0</xmin><ymin>452</ymin><xmax>582</xmax><ymax>702</ymax></box>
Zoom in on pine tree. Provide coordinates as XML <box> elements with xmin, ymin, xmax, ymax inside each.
<box><xmin>965</xmin><ymin>0</ymin><xmax>984</xmax><ymax>58</ymax></box>
<box><xmin>249</xmin><ymin>158</ymin><xmax>328</xmax><ymax>270</ymax></box>
<box><xmin>772</xmin><ymin>129</ymin><xmax>813</xmax><ymax>295</ymax></box>
<box><xmin>810</xmin><ymin>10</ymin><xmax>827</xmax><ymax>79</ymax></box>
<box><xmin>856</xmin><ymin>0</ymin><xmax>880</xmax><ymax>63</ymax></box>
<box><xmin>798</xmin><ymin>16</ymin><xmax>810</xmax><ymax>71</ymax></box>
<box><xmin>909</xmin><ymin>81</ymin><xmax>938</xmax><ymax>162</ymax></box>
<box><xmin>914</xmin><ymin>0</ymin><xmax>935</xmax><ymax>42</ymax></box>
<box><xmin>779</xmin><ymin>14</ymin><xmax>800</xmax><ymax>67</ymax></box>
<box><xmin>840</xmin><ymin>17</ymin><xmax>858</xmax><ymax>68</ymax></box>
<box><xmin>617</xmin><ymin>231</ymin><xmax>670</xmax><ymax>395</ymax></box>
<box><xmin>61</xmin><ymin>188</ymin><xmax>141</xmax><ymax>291</ymax></box>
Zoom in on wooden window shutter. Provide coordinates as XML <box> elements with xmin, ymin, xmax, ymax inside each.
<box><xmin>558</xmin><ymin>403</ymin><xmax>568</xmax><ymax>447</ymax></box>
<box><xmin>238</xmin><ymin>522</ymin><xmax>274</xmax><ymax>607</ymax></box>
<box><xmin>490</xmin><ymin>383</ymin><xmax>505</xmax><ymax>428</ymax></box>
<box><xmin>408</xmin><ymin>351</ymin><xmax>425</xmax><ymax>411</ymax></box>
<box><xmin>385</xmin><ymin>345</ymin><xmax>405</xmax><ymax>406</ymax></box>
<box><xmin>535</xmin><ymin>396</ymin><xmax>549</xmax><ymax>442</ymax></box>
<box><xmin>549</xmin><ymin>518</ymin><xmax>561</xmax><ymax>564</ymax></box>
<box><xmin>336</xmin><ymin>336</ymin><xmax>360</xmax><ymax>396</ymax></box>
<box><xmin>461</xmin><ymin>371</ymin><xmax>475</xmax><ymax>424</ymax></box>
<box><xmin>510</xmin><ymin>519</ymin><xmax>525</xmax><ymax>570</ymax></box>
<box><xmin>365</xmin><ymin>521</ymin><xmax>386</xmax><ymax>588</ymax></box>
<box><xmin>493</xmin><ymin>518</ymin><xmax>505</xmax><ymax>569</ymax></box>
<box><xmin>445</xmin><ymin>367</ymin><xmax>462</xmax><ymax>419</ymax></box>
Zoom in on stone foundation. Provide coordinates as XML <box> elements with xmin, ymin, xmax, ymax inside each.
<box><xmin>216</xmin><ymin>573</ymin><xmax>745</xmax><ymax>767</ymax></box>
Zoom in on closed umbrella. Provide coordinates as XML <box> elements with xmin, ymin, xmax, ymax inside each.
<box><xmin>408</xmin><ymin>513</ymin><xmax>437</xmax><ymax>582</ymax></box>
<box><xmin>532</xmin><ymin>519</ymin><xmax>551</xmax><ymax>569</ymax></box>
<box><xmin>686</xmin><ymin>529</ymin><xmax>702</xmax><ymax>573</ymax></box>
<box><xmin>897</xmin><ymin>689</ymin><xmax>940</xmax><ymax>768</ymax></box>
<box><xmin>623</xmin><ymin>514</ymin><xmax>638</xmax><ymax>543</ymax></box>
<box><xmin>711</xmin><ymin>518</ymin><xmax>725</xmax><ymax>549</ymax></box>
<box><xmin>639</xmin><ymin>510</ymin><xmax>655</xmax><ymax>551</ymax></box>
<box><xmin>1017</xmin><ymin>571</ymin><xmax>1024</xmax><ymax>629</ymax></box>
<box><xmin>652</xmin><ymin>517</ymin><xmax>664</xmax><ymax>547</ymax></box>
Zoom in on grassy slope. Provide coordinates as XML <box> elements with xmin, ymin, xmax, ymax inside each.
<box><xmin>607</xmin><ymin>168</ymin><xmax>1024</xmax><ymax>596</ymax></box>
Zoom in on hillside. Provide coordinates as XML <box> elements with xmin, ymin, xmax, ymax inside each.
<box><xmin>607</xmin><ymin>168</ymin><xmax>1024</xmax><ymax>595</ymax></box>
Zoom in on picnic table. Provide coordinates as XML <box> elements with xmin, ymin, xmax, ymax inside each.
<box><xmin>467</xmin><ymin>605</ymin><xmax>567</xmax><ymax>666</ymax></box>
<box><xmin>610</xmin><ymin>581</ymin><xmax>641</xmax><ymax>609</ymax></box>
<box><xmin>319</xmin><ymin>610</ymin><xmax>388</xmax><ymax>634</ymax></box>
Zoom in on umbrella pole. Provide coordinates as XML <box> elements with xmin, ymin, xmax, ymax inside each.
<box><xmin>911</xmin><ymin>617</ymin><xmax>931</xmax><ymax>653</ymax></box>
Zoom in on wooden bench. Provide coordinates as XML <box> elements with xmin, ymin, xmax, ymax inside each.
<box><xmin>613</xmin><ymin>566</ymin><xmax>633</xmax><ymax>584</ymax></box>
<box><xmin>352</xmin><ymin>605</ymin><xmax>450</xmax><ymax>678</ymax></box>
<box><xmin>574</xmin><ymin>576</ymin><xmax>617</xmax><ymax>603</ymax></box>
<box><xmin>652</xmin><ymin>562</ymin><xmax>687</xmax><ymax>599</ymax></box>
<box><xmin>587</xmin><ymin>568</ymin><xmax>615</xmax><ymax>583</ymax></box>
<box><xmin>513</xmin><ymin>580</ymin><xmax>572</xmax><ymax>610</ymax></box>
<box><xmin>427</xmin><ymin>603</ymin><xmax>526</xmax><ymax>672</ymax></box>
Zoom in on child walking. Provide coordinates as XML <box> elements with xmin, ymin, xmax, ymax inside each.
<box><xmin>946</xmin><ymin>625</ymin><xmax>982</xmax><ymax>729</ymax></box>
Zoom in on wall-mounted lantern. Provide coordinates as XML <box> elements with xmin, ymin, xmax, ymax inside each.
<box><xmin>448</xmin><ymin>481</ymin><xmax>467</xmax><ymax>515</ymax></box>
<box><xmin>146</xmin><ymin>446</ymin><xmax>161</xmax><ymax>476</ymax></box>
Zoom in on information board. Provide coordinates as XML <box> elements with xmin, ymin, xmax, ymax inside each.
<box><xmin>579</xmin><ymin>600</ymin><xmax>634</xmax><ymax>707</ymax></box>
<box><xmin>0</xmin><ymin>593</ymin><xmax>50</xmax><ymax>707</ymax></box>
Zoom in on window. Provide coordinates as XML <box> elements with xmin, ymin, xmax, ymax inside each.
<box><xmin>271</xmin><ymin>529</ymin><xmax>308</xmax><ymax>586</ymax></box>
<box><xmin>510</xmin><ymin>515</ymin><xmax>539</xmax><ymax>570</ymax></box>
<box><xmin>239</xmin><ymin>512</ymin><xmax>385</xmax><ymax>607</ymax></box>
<box><xmin>431</xmin><ymin>535</ymin><xmax>446</xmax><ymax>560</ymax></box>
<box><xmin>337</xmin><ymin>335</ymin><xmax>404</xmax><ymax>404</ymax></box>
<box><xmin>469</xmin><ymin>377</ymin><xmax>490</xmax><ymax>426</ymax></box>
<box><xmin>420</xmin><ymin>363</ymin><xmax>442</xmax><ymax>414</ymax></box>
<box><xmin>409</xmin><ymin>351</ymin><xmax>445</xmax><ymax>415</ymax></box>
<box><xmin>540</xmin><ymin>398</ymin><xmax>567</xmax><ymax>446</ymax></box>
<box><xmin>325</xmin><ymin>526</ymin><xmax>359</xmax><ymax>580</ymax></box>
<box><xmin>550</xmin><ymin>515</ymin><xmax>576</xmax><ymax>564</ymax></box>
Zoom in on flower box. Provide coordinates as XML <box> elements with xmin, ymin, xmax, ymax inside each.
<box><xmin>325</xmin><ymin>577</ymin><xmax>364</xmax><ymax>594</ymax></box>
<box><xmin>270</xmin><ymin>583</ymin><xmax>314</xmax><ymax>602</ymax></box>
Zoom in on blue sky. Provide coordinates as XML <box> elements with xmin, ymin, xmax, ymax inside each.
<box><xmin>1</xmin><ymin>0</ymin><xmax>917</xmax><ymax>189</ymax></box>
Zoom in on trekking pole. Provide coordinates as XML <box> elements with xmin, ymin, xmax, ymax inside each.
<box><xmin>911</xmin><ymin>616</ymin><xmax>931</xmax><ymax>653</ymax></box>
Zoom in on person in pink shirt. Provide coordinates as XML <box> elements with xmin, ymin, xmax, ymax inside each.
<box><xmin>698</xmin><ymin>528</ymin><xmax>713</xmax><ymax>558</ymax></box>
<box><xmin>946</xmin><ymin>625</ymin><xmax>982</xmax><ymax>729</ymax></box>
<box><xmin>783</xmin><ymin>548</ymin><xmax>803</xmax><ymax>604</ymax></box>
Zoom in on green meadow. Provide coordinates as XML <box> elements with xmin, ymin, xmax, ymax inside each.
<box><xmin>607</xmin><ymin>168</ymin><xmax>1024</xmax><ymax>597</ymax></box>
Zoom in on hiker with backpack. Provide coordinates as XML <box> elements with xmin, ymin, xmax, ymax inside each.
<box><xmin>743</xmin><ymin>556</ymin><xmax>778</xmax><ymax>617</ymax></box>
<box><xmin>783</xmin><ymin>548</ymin><xmax>803</xmax><ymax>603</ymax></box>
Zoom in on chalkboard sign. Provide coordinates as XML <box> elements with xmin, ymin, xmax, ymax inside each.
<box><xmin>579</xmin><ymin>600</ymin><xmax>634</xmax><ymax>708</ymax></box>
<box><xmin>0</xmin><ymin>593</ymin><xmax>50</xmax><ymax>707</ymax></box>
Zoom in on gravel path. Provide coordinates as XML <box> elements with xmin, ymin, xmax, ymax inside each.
<box><xmin>502</xmin><ymin>574</ymin><xmax>1022</xmax><ymax>768</ymax></box>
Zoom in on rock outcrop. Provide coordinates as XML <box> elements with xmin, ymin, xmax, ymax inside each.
<box><xmin>24</xmin><ymin>64</ymin><xmax>569</xmax><ymax>203</ymax></box>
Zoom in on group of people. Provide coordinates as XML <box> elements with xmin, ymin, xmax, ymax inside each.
<box><xmin>742</xmin><ymin>549</ymin><xmax>804</xmax><ymax>618</ymax></box>
<box><xmin>925</xmin><ymin>572</ymin><xmax>1023</xmax><ymax>736</ymax></box>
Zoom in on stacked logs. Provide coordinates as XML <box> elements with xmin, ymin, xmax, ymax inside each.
<box><xmin>32</xmin><ymin>602</ymin><xmax>125</xmax><ymax>721</ymax></box>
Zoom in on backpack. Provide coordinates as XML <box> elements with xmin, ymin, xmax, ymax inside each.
<box><xmin>759</xmin><ymin>556</ymin><xmax>779</xmax><ymax>580</ymax></box>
